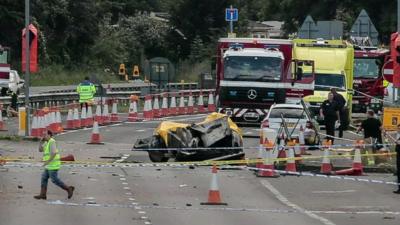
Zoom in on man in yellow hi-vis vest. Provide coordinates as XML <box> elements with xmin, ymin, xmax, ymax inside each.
<box><xmin>77</xmin><ymin>76</ymin><xmax>96</xmax><ymax>110</ymax></box>
<box><xmin>34</xmin><ymin>130</ymin><xmax>75</xmax><ymax>200</ymax></box>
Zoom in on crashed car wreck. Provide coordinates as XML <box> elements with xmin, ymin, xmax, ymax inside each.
<box><xmin>133</xmin><ymin>113</ymin><xmax>244</xmax><ymax>162</ymax></box>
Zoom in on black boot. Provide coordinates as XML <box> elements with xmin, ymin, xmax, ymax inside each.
<box><xmin>33</xmin><ymin>187</ymin><xmax>47</xmax><ymax>200</ymax></box>
<box><xmin>393</xmin><ymin>188</ymin><xmax>400</xmax><ymax>194</ymax></box>
<box><xmin>61</xmin><ymin>185</ymin><xmax>75</xmax><ymax>199</ymax></box>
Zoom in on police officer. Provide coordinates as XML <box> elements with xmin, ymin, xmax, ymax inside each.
<box><xmin>330</xmin><ymin>88</ymin><xmax>347</xmax><ymax>138</ymax></box>
<box><xmin>34</xmin><ymin>130</ymin><xmax>75</xmax><ymax>199</ymax></box>
<box><xmin>77</xmin><ymin>76</ymin><xmax>96</xmax><ymax>110</ymax></box>
<box><xmin>320</xmin><ymin>92</ymin><xmax>340</xmax><ymax>144</ymax></box>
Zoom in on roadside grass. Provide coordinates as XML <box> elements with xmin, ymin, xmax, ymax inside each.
<box><xmin>28</xmin><ymin>65</ymin><xmax>124</xmax><ymax>86</ymax></box>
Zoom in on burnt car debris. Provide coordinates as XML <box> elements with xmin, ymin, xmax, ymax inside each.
<box><xmin>133</xmin><ymin>113</ymin><xmax>244</xmax><ymax>162</ymax></box>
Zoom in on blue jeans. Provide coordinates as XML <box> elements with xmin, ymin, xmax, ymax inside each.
<box><xmin>41</xmin><ymin>169</ymin><xmax>66</xmax><ymax>189</ymax></box>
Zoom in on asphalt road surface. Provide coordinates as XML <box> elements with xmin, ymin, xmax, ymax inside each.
<box><xmin>1</xmin><ymin>114</ymin><xmax>399</xmax><ymax>225</ymax></box>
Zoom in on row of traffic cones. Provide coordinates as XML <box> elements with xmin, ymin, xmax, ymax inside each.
<box><xmin>31</xmin><ymin>108</ymin><xmax>64</xmax><ymax>137</ymax></box>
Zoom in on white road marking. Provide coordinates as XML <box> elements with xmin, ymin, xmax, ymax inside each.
<box><xmin>125</xmin><ymin>192</ymin><xmax>132</xmax><ymax>195</ymax></box>
<box><xmin>136</xmin><ymin>129</ymin><xmax>146</xmax><ymax>132</ymax></box>
<box><xmin>261</xmin><ymin>180</ymin><xmax>336</xmax><ymax>225</ymax></box>
<box><xmin>311</xmin><ymin>190</ymin><xmax>356</xmax><ymax>194</ymax></box>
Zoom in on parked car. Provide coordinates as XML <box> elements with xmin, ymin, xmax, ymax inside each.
<box><xmin>260</xmin><ymin>103</ymin><xmax>320</xmax><ymax>147</ymax></box>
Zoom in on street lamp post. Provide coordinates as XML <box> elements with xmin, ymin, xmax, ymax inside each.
<box><xmin>25</xmin><ymin>0</ymin><xmax>30</xmax><ymax>136</ymax></box>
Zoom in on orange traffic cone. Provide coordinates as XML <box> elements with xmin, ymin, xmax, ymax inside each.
<box><xmin>73</xmin><ymin>107</ymin><xmax>81</xmax><ymax>129</ymax></box>
<box><xmin>128</xmin><ymin>98</ymin><xmax>139</xmax><ymax>122</ymax></box>
<box><xmin>169</xmin><ymin>93</ymin><xmax>177</xmax><ymax>116</ymax></box>
<box><xmin>320</xmin><ymin>140</ymin><xmax>332</xmax><ymax>174</ymax></box>
<box><xmin>95</xmin><ymin>103</ymin><xmax>103</xmax><ymax>125</ymax></box>
<box><xmin>102</xmin><ymin>103</ymin><xmax>110</xmax><ymax>124</ymax></box>
<box><xmin>61</xmin><ymin>154</ymin><xmax>75</xmax><ymax>162</ymax></box>
<box><xmin>65</xmin><ymin>108</ymin><xmax>74</xmax><ymax>130</ymax></box>
<box><xmin>207</xmin><ymin>91</ymin><xmax>216</xmax><ymax>112</ymax></box>
<box><xmin>257</xmin><ymin>141</ymin><xmax>279</xmax><ymax>178</ymax></box>
<box><xmin>87</xmin><ymin>105</ymin><xmax>93</xmax><ymax>127</ymax></box>
<box><xmin>277</xmin><ymin>133</ymin><xmax>286</xmax><ymax>159</ymax></box>
<box><xmin>334</xmin><ymin>140</ymin><xmax>364</xmax><ymax>176</ymax></box>
<box><xmin>187</xmin><ymin>92</ymin><xmax>194</xmax><ymax>114</ymax></box>
<box><xmin>81</xmin><ymin>106</ymin><xmax>87</xmax><ymax>127</ymax></box>
<box><xmin>0</xmin><ymin>107</ymin><xmax>7</xmax><ymax>131</ymax></box>
<box><xmin>55</xmin><ymin>110</ymin><xmax>63</xmax><ymax>133</ymax></box>
<box><xmin>153</xmin><ymin>95</ymin><xmax>161</xmax><ymax>118</ymax></box>
<box><xmin>87</xmin><ymin>120</ymin><xmax>104</xmax><ymax>145</ymax></box>
<box><xmin>110</xmin><ymin>100</ymin><xmax>119</xmax><ymax>122</ymax></box>
<box><xmin>298</xmin><ymin>125</ymin><xmax>310</xmax><ymax>155</ymax></box>
<box><xmin>161</xmin><ymin>93</ymin><xmax>169</xmax><ymax>117</ymax></box>
<box><xmin>178</xmin><ymin>93</ymin><xmax>186</xmax><ymax>115</ymax></box>
<box><xmin>197</xmin><ymin>91</ymin><xmax>205</xmax><ymax>113</ymax></box>
<box><xmin>285</xmin><ymin>142</ymin><xmax>297</xmax><ymax>173</ymax></box>
<box><xmin>143</xmin><ymin>95</ymin><xmax>154</xmax><ymax>120</ymax></box>
<box><xmin>31</xmin><ymin>112</ymin><xmax>39</xmax><ymax>137</ymax></box>
<box><xmin>201</xmin><ymin>165</ymin><xmax>227</xmax><ymax>205</ymax></box>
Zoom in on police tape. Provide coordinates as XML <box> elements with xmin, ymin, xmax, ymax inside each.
<box><xmin>3</xmin><ymin>161</ymin><xmax>399</xmax><ymax>187</ymax></box>
<box><xmin>1</xmin><ymin>151</ymin><xmax>397</xmax><ymax>168</ymax></box>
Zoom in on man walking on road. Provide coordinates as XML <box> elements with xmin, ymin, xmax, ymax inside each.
<box><xmin>77</xmin><ymin>76</ymin><xmax>96</xmax><ymax>111</ymax></box>
<box><xmin>34</xmin><ymin>130</ymin><xmax>75</xmax><ymax>200</ymax></box>
<box><xmin>330</xmin><ymin>88</ymin><xmax>347</xmax><ymax>138</ymax></box>
<box><xmin>356</xmin><ymin>110</ymin><xmax>384</xmax><ymax>149</ymax></box>
<box><xmin>320</xmin><ymin>92</ymin><xmax>340</xmax><ymax>144</ymax></box>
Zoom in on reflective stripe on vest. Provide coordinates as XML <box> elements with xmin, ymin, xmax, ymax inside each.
<box><xmin>77</xmin><ymin>83</ymin><xmax>95</xmax><ymax>103</ymax></box>
<box><xmin>42</xmin><ymin>138</ymin><xmax>61</xmax><ymax>170</ymax></box>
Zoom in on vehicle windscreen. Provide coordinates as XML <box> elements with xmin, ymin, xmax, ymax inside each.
<box><xmin>223</xmin><ymin>56</ymin><xmax>282</xmax><ymax>81</ymax></box>
<box><xmin>315</xmin><ymin>73</ymin><xmax>345</xmax><ymax>91</ymax></box>
<box><xmin>353</xmin><ymin>58</ymin><xmax>380</xmax><ymax>78</ymax></box>
<box><xmin>0</xmin><ymin>51</ymin><xmax>8</xmax><ymax>64</ymax></box>
<box><xmin>269</xmin><ymin>107</ymin><xmax>307</xmax><ymax>119</ymax></box>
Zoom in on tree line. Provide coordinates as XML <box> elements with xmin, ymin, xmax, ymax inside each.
<box><xmin>0</xmin><ymin>0</ymin><xmax>397</xmax><ymax>72</ymax></box>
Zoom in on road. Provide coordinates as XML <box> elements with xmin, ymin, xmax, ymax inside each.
<box><xmin>1</xmin><ymin>114</ymin><xmax>399</xmax><ymax>225</ymax></box>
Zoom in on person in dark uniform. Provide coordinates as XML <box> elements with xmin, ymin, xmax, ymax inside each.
<box><xmin>330</xmin><ymin>88</ymin><xmax>347</xmax><ymax>138</ymax></box>
<box><xmin>356</xmin><ymin>110</ymin><xmax>384</xmax><ymax>150</ymax></box>
<box><xmin>320</xmin><ymin>93</ymin><xmax>340</xmax><ymax>144</ymax></box>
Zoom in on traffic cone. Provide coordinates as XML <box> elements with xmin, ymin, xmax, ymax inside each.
<box><xmin>55</xmin><ymin>109</ymin><xmax>63</xmax><ymax>133</ymax></box>
<box><xmin>81</xmin><ymin>106</ymin><xmax>87</xmax><ymax>127</ymax></box>
<box><xmin>207</xmin><ymin>92</ymin><xmax>216</xmax><ymax>112</ymax></box>
<box><xmin>111</xmin><ymin>100</ymin><xmax>119</xmax><ymax>122</ymax></box>
<box><xmin>334</xmin><ymin>140</ymin><xmax>364</xmax><ymax>176</ymax></box>
<box><xmin>87</xmin><ymin>105</ymin><xmax>93</xmax><ymax>127</ymax></box>
<box><xmin>320</xmin><ymin>140</ymin><xmax>332</xmax><ymax>174</ymax></box>
<box><xmin>128</xmin><ymin>98</ymin><xmax>139</xmax><ymax>122</ymax></box>
<box><xmin>187</xmin><ymin>92</ymin><xmax>194</xmax><ymax>114</ymax></box>
<box><xmin>102</xmin><ymin>103</ymin><xmax>110</xmax><ymax>124</ymax></box>
<box><xmin>143</xmin><ymin>95</ymin><xmax>154</xmax><ymax>120</ymax></box>
<box><xmin>298</xmin><ymin>125</ymin><xmax>310</xmax><ymax>155</ymax></box>
<box><xmin>285</xmin><ymin>143</ymin><xmax>297</xmax><ymax>173</ymax></box>
<box><xmin>200</xmin><ymin>165</ymin><xmax>227</xmax><ymax>205</ymax></box>
<box><xmin>73</xmin><ymin>107</ymin><xmax>81</xmax><ymax>129</ymax></box>
<box><xmin>257</xmin><ymin>137</ymin><xmax>267</xmax><ymax>169</ymax></box>
<box><xmin>153</xmin><ymin>95</ymin><xmax>160</xmax><ymax>118</ymax></box>
<box><xmin>38</xmin><ymin>110</ymin><xmax>46</xmax><ymax>136</ymax></box>
<box><xmin>197</xmin><ymin>91</ymin><xmax>205</xmax><ymax>113</ymax></box>
<box><xmin>0</xmin><ymin>106</ymin><xmax>7</xmax><ymax>131</ymax></box>
<box><xmin>65</xmin><ymin>108</ymin><xmax>74</xmax><ymax>130</ymax></box>
<box><xmin>169</xmin><ymin>93</ymin><xmax>177</xmax><ymax>116</ymax></box>
<box><xmin>257</xmin><ymin>141</ymin><xmax>279</xmax><ymax>177</ymax></box>
<box><xmin>161</xmin><ymin>93</ymin><xmax>169</xmax><ymax>117</ymax></box>
<box><xmin>31</xmin><ymin>113</ymin><xmax>39</xmax><ymax>137</ymax></box>
<box><xmin>87</xmin><ymin>120</ymin><xmax>104</xmax><ymax>145</ymax></box>
<box><xmin>61</xmin><ymin>154</ymin><xmax>75</xmax><ymax>162</ymax></box>
<box><xmin>48</xmin><ymin>109</ymin><xmax>56</xmax><ymax>133</ymax></box>
<box><xmin>178</xmin><ymin>93</ymin><xmax>186</xmax><ymax>115</ymax></box>
<box><xmin>277</xmin><ymin>133</ymin><xmax>286</xmax><ymax>159</ymax></box>
<box><xmin>95</xmin><ymin>103</ymin><xmax>103</xmax><ymax>125</ymax></box>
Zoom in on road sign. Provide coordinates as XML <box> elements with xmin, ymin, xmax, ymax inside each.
<box><xmin>383</xmin><ymin>107</ymin><xmax>400</xmax><ymax>131</ymax></box>
<box><xmin>225</xmin><ymin>8</ymin><xmax>238</xmax><ymax>21</ymax></box>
